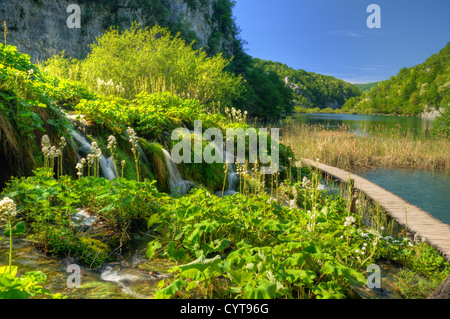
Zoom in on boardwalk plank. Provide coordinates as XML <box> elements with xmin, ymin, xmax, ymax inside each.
<box><xmin>303</xmin><ymin>159</ymin><xmax>450</xmax><ymax>262</ymax></box>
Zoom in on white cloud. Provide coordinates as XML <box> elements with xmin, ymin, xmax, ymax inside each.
<box><xmin>326</xmin><ymin>30</ymin><xmax>363</xmax><ymax>38</ymax></box>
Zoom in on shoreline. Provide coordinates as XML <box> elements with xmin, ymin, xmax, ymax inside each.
<box><xmin>286</xmin><ymin>110</ymin><xmax>437</xmax><ymax>120</ymax></box>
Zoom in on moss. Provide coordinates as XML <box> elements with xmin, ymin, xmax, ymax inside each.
<box><xmin>83</xmin><ymin>131</ymin><xmax>157</xmax><ymax>182</ymax></box>
<box><xmin>140</xmin><ymin>140</ymin><xmax>169</xmax><ymax>193</ymax></box>
<box><xmin>42</xmin><ymin>226</ymin><xmax>111</xmax><ymax>269</ymax></box>
<box><xmin>78</xmin><ymin>237</ymin><xmax>112</xmax><ymax>268</ymax></box>
<box><xmin>177</xmin><ymin>135</ymin><xmax>225</xmax><ymax>192</ymax></box>
<box><xmin>137</xmin><ymin>258</ymin><xmax>177</xmax><ymax>273</ymax></box>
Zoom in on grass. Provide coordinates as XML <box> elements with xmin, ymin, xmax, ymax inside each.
<box><xmin>281</xmin><ymin>122</ymin><xmax>449</xmax><ymax>171</ymax></box>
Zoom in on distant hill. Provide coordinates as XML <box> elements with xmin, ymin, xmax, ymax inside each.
<box><xmin>254</xmin><ymin>59</ymin><xmax>362</xmax><ymax>110</ymax></box>
<box><xmin>343</xmin><ymin>43</ymin><xmax>450</xmax><ymax>116</ymax></box>
<box><xmin>354</xmin><ymin>82</ymin><xmax>379</xmax><ymax>92</ymax></box>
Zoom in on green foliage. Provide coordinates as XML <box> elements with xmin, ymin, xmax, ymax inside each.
<box><xmin>343</xmin><ymin>43</ymin><xmax>450</xmax><ymax>116</ymax></box>
<box><xmin>141</xmin><ymin>166</ymin><xmax>449</xmax><ymax>299</ymax></box>
<box><xmin>45</xmin><ymin>23</ymin><xmax>243</xmax><ymax>108</ymax></box>
<box><xmin>431</xmin><ymin>102</ymin><xmax>449</xmax><ymax>138</ymax></box>
<box><xmin>0</xmin><ymin>43</ymin><xmax>82</xmax><ymax>187</ymax></box>
<box><xmin>0</xmin><ymin>266</ymin><xmax>63</xmax><ymax>299</ymax></box>
<box><xmin>1</xmin><ymin>16</ymin><xmax>448</xmax><ymax>301</ymax></box>
<box><xmin>396</xmin><ymin>269</ymin><xmax>440</xmax><ymax>299</ymax></box>
<box><xmin>253</xmin><ymin>58</ymin><xmax>361</xmax><ymax>110</ymax></box>
<box><xmin>235</xmin><ymin>60</ymin><xmax>294</xmax><ymax>119</ymax></box>
<box><xmin>74</xmin><ymin>92</ymin><xmax>226</xmax><ymax>141</ymax></box>
<box><xmin>354</xmin><ymin>82</ymin><xmax>379</xmax><ymax>92</ymax></box>
<box><xmin>1</xmin><ymin>168</ymin><xmax>164</xmax><ymax>268</ymax></box>
<box><xmin>144</xmin><ymin>180</ymin><xmax>389</xmax><ymax>299</ymax></box>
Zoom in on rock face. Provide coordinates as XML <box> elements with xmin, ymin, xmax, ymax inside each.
<box><xmin>428</xmin><ymin>275</ymin><xmax>450</xmax><ymax>299</ymax></box>
<box><xmin>0</xmin><ymin>0</ymin><xmax>234</xmax><ymax>62</ymax></box>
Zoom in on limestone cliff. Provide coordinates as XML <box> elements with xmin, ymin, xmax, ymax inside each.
<box><xmin>0</xmin><ymin>0</ymin><xmax>235</xmax><ymax>62</ymax></box>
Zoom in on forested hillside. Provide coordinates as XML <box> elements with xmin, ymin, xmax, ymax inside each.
<box><xmin>343</xmin><ymin>43</ymin><xmax>450</xmax><ymax>117</ymax></box>
<box><xmin>253</xmin><ymin>59</ymin><xmax>362</xmax><ymax>110</ymax></box>
<box><xmin>354</xmin><ymin>82</ymin><xmax>378</xmax><ymax>92</ymax></box>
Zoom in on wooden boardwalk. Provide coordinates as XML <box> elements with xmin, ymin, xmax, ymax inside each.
<box><xmin>303</xmin><ymin>159</ymin><xmax>450</xmax><ymax>262</ymax></box>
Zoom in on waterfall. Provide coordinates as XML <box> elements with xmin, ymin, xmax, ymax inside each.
<box><xmin>164</xmin><ymin>129</ymin><xmax>240</xmax><ymax>196</ymax></box>
<box><xmin>70</xmin><ymin>131</ymin><xmax>117</xmax><ymax>181</ymax></box>
<box><xmin>227</xmin><ymin>165</ymin><xmax>239</xmax><ymax>192</ymax></box>
<box><xmin>162</xmin><ymin>149</ymin><xmax>194</xmax><ymax>195</ymax></box>
<box><xmin>210</xmin><ymin>140</ymin><xmax>239</xmax><ymax>195</ymax></box>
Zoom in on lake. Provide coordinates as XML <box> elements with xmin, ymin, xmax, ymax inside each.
<box><xmin>281</xmin><ymin>113</ymin><xmax>435</xmax><ymax>136</ymax></box>
<box><xmin>284</xmin><ymin>113</ymin><xmax>449</xmax><ymax>225</ymax></box>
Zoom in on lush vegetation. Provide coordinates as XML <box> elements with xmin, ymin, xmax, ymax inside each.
<box><xmin>43</xmin><ymin>22</ymin><xmax>297</xmax><ymax>121</ymax></box>
<box><xmin>233</xmin><ymin>57</ymin><xmax>295</xmax><ymax>120</ymax></box>
<box><xmin>149</xmin><ymin>175</ymin><xmax>449</xmax><ymax>299</ymax></box>
<box><xmin>0</xmin><ymin>42</ymin><xmax>88</xmax><ymax>188</ymax></box>
<box><xmin>253</xmin><ymin>59</ymin><xmax>362</xmax><ymax>110</ymax></box>
<box><xmin>1</xmin><ymin>23</ymin><xmax>449</xmax><ymax>300</ymax></box>
<box><xmin>44</xmin><ymin>23</ymin><xmax>243</xmax><ymax>109</ymax></box>
<box><xmin>354</xmin><ymin>82</ymin><xmax>379</xmax><ymax>92</ymax></box>
<box><xmin>343</xmin><ymin>44</ymin><xmax>450</xmax><ymax>121</ymax></box>
<box><xmin>430</xmin><ymin>104</ymin><xmax>450</xmax><ymax>137</ymax></box>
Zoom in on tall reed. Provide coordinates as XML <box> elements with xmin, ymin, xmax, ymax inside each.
<box><xmin>281</xmin><ymin>123</ymin><xmax>449</xmax><ymax>171</ymax></box>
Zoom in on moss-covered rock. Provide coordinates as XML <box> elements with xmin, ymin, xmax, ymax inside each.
<box><xmin>78</xmin><ymin>237</ymin><xmax>111</xmax><ymax>268</ymax></box>
<box><xmin>140</xmin><ymin>140</ymin><xmax>170</xmax><ymax>193</ymax></box>
<box><xmin>176</xmin><ymin>134</ymin><xmax>225</xmax><ymax>192</ymax></box>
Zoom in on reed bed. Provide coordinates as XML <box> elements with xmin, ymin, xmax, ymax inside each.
<box><xmin>281</xmin><ymin>123</ymin><xmax>449</xmax><ymax>171</ymax></box>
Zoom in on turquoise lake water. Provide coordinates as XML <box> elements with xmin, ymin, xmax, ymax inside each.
<box><xmin>286</xmin><ymin>113</ymin><xmax>449</xmax><ymax>225</ymax></box>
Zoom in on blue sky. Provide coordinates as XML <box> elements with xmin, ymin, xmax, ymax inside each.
<box><xmin>233</xmin><ymin>0</ymin><xmax>450</xmax><ymax>84</ymax></box>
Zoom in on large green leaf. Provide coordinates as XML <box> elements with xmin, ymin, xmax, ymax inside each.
<box><xmin>286</xmin><ymin>269</ymin><xmax>316</xmax><ymax>286</ymax></box>
<box><xmin>146</xmin><ymin>240</ymin><xmax>162</xmax><ymax>259</ymax></box>
<box><xmin>0</xmin><ymin>266</ymin><xmax>18</xmax><ymax>276</ymax></box>
<box><xmin>154</xmin><ymin>279</ymin><xmax>185</xmax><ymax>299</ymax></box>
<box><xmin>3</xmin><ymin>221</ymin><xmax>26</xmax><ymax>236</ymax></box>
<box><xmin>283</xmin><ymin>253</ymin><xmax>307</xmax><ymax>267</ymax></box>
<box><xmin>178</xmin><ymin>255</ymin><xmax>222</xmax><ymax>273</ymax></box>
<box><xmin>228</xmin><ymin>269</ymin><xmax>253</xmax><ymax>285</ymax></box>
<box><xmin>243</xmin><ymin>280</ymin><xmax>276</xmax><ymax>299</ymax></box>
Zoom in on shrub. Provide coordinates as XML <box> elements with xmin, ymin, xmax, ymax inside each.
<box><xmin>45</xmin><ymin>23</ymin><xmax>243</xmax><ymax>108</ymax></box>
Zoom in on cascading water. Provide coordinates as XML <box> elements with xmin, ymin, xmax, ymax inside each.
<box><xmin>70</xmin><ymin>131</ymin><xmax>117</xmax><ymax>181</ymax></box>
<box><xmin>165</xmin><ymin>130</ymin><xmax>239</xmax><ymax>196</ymax></box>
<box><xmin>210</xmin><ymin>139</ymin><xmax>239</xmax><ymax>196</ymax></box>
<box><xmin>162</xmin><ymin>149</ymin><xmax>195</xmax><ymax>195</ymax></box>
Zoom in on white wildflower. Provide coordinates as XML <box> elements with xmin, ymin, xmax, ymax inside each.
<box><xmin>344</xmin><ymin>216</ymin><xmax>356</xmax><ymax>227</ymax></box>
<box><xmin>0</xmin><ymin>197</ymin><xmax>17</xmax><ymax>217</ymax></box>
<box><xmin>302</xmin><ymin>176</ymin><xmax>310</xmax><ymax>188</ymax></box>
<box><xmin>59</xmin><ymin>136</ymin><xmax>67</xmax><ymax>148</ymax></box>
